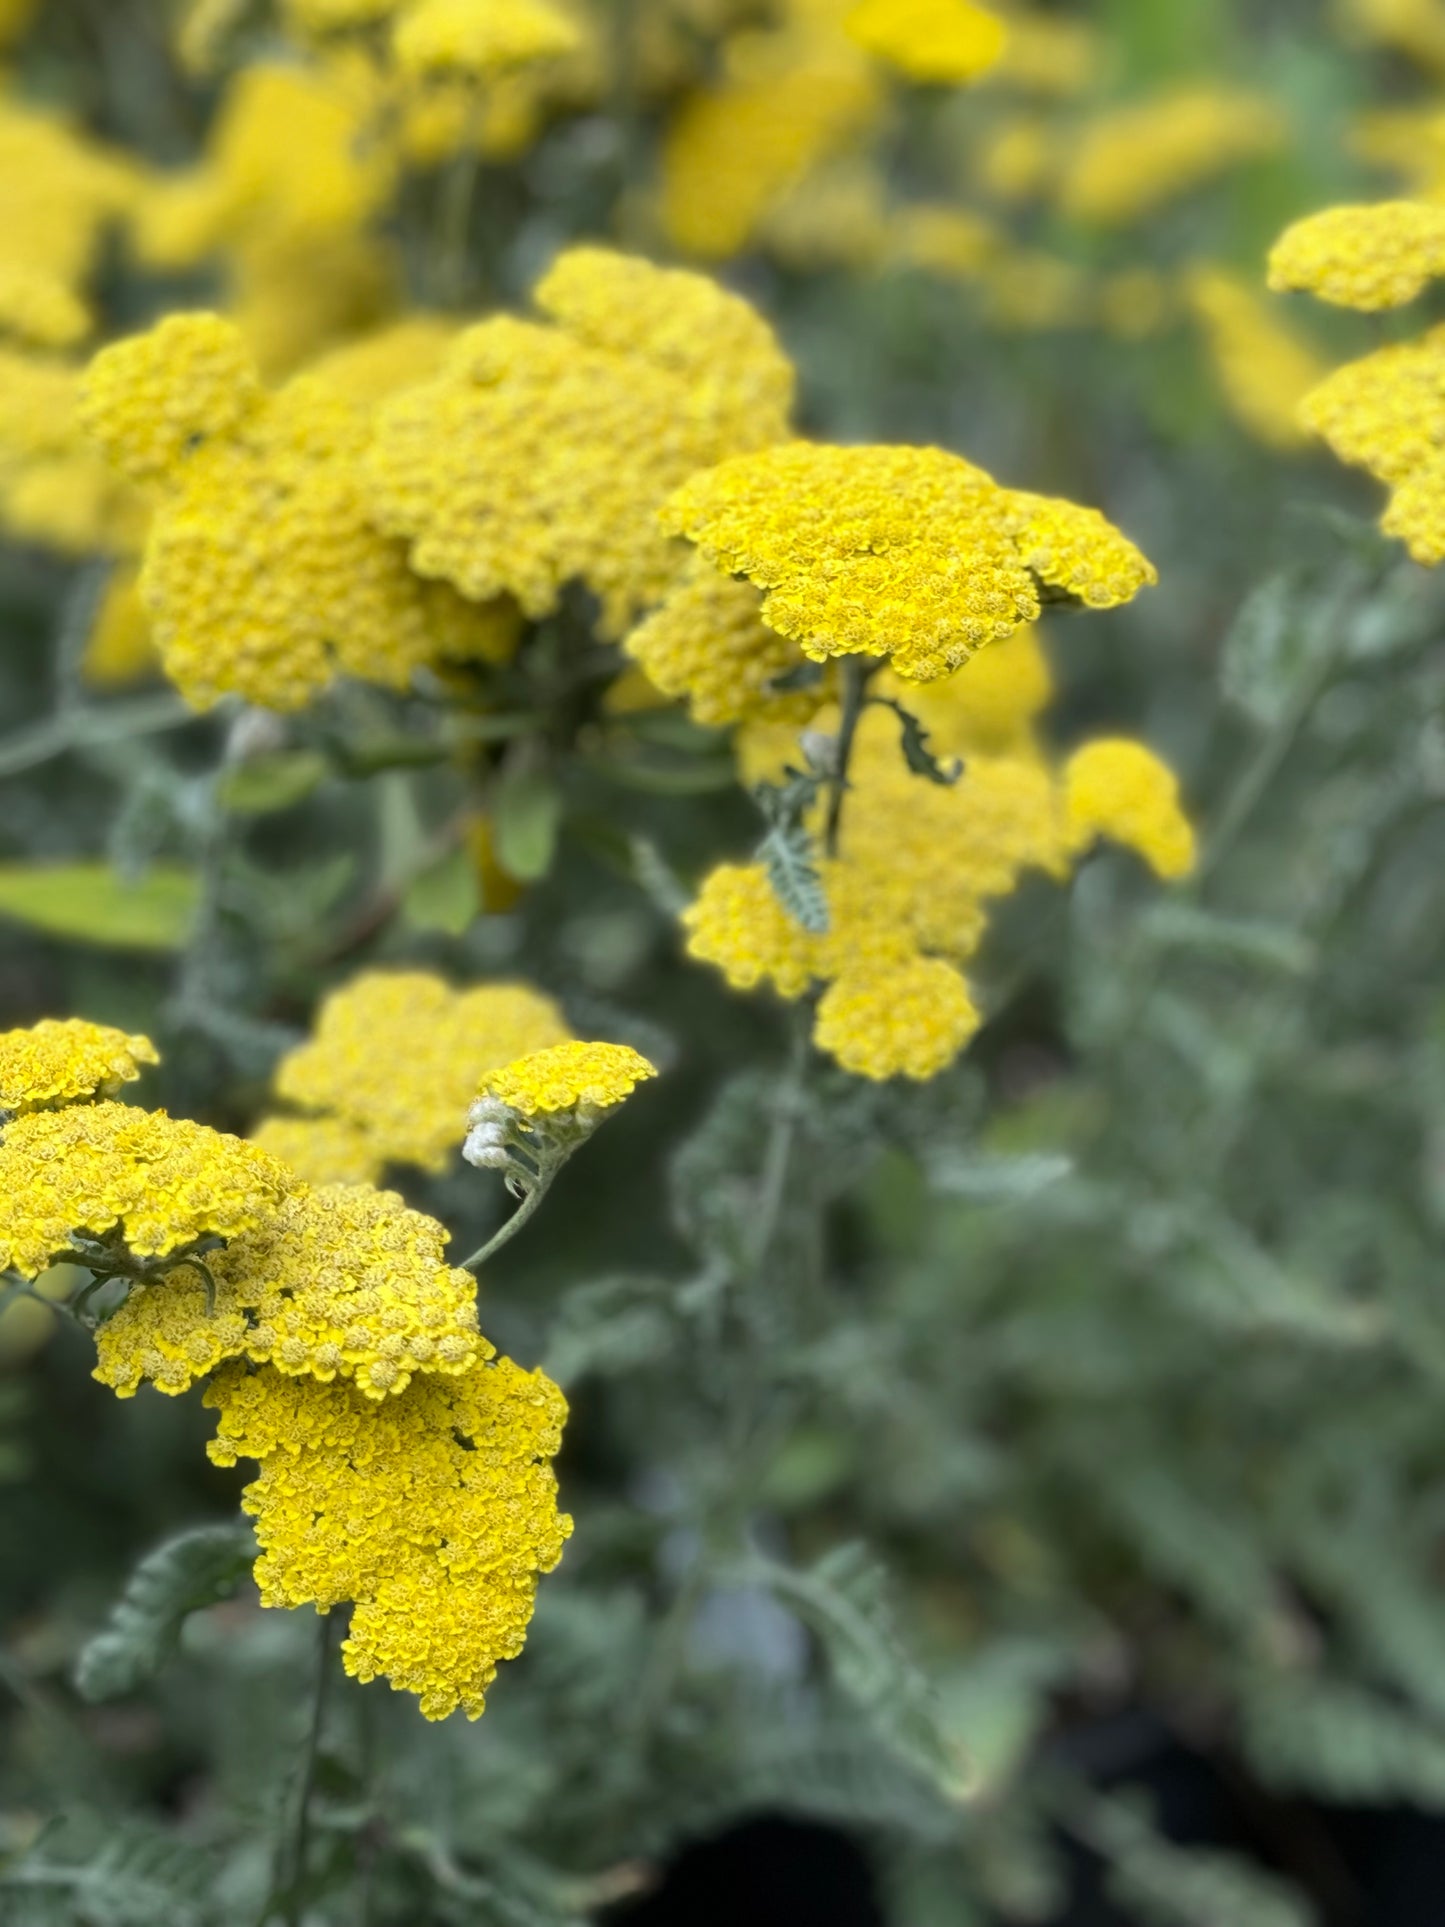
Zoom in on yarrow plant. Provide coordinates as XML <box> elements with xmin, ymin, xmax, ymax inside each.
<box><xmin>10</xmin><ymin>5</ymin><xmax>1440</xmax><ymax>1924</ymax></box>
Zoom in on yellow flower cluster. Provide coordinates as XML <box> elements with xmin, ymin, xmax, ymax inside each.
<box><xmin>94</xmin><ymin>1182</ymin><xmax>481</xmax><ymax>1400</ymax></box>
<box><xmin>661</xmin><ymin>441</ymin><xmax>1155</xmax><ymax>682</ymax></box>
<box><xmin>1063</xmin><ymin>740</ymin><xmax>1196</xmax><ymax>880</ymax></box>
<box><xmin>844</xmin><ymin>0</ymin><xmax>1006</xmax><ymax>85</ymax></box>
<box><xmin>265</xmin><ymin>970</ymin><xmax>572</xmax><ymax>1177</ymax></box>
<box><xmin>206</xmin><ymin>1354</ymin><xmax>571</xmax><ymax>1720</ymax></box>
<box><xmin>481</xmin><ymin>1041</ymin><xmax>658</xmax><ymax>1117</ymax></box>
<box><xmin>684</xmin><ymin>634</ymin><xmax>1194</xmax><ymax>1080</ymax></box>
<box><xmin>367</xmin><ymin>247</ymin><xmax>795</xmax><ymax>636</ymax></box>
<box><xmin>1059</xmin><ymin>88</ymin><xmax>1285</xmax><ymax>227</ymax></box>
<box><xmin>0</xmin><ymin>1017</ymin><xmax>570</xmax><ymax>1718</ymax></box>
<box><xmin>1184</xmin><ymin>265</ymin><xmax>1326</xmax><ymax>452</ymax></box>
<box><xmin>78</xmin><ymin>311</ymin><xmax>264</xmax><ymax>487</ymax></box>
<box><xmin>392</xmin><ymin>0</ymin><xmax>581</xmax><ymax>78</ymax></box>
<box><xmin>1273</xmin><ymin>198</ymin><xmax>1445</xmax><ymax>563</ymax></box>
<box><xmin>0</xmin><ymin>1020</ymin><xmax>158</xmax><ymax>1116</ymax></box>
<box><xmin>0</xmin><ymin>98</ymin><xmax>139</xmax><ymax>349</ymax></box>
<box><xmin>623</xmin><ymin>556</ymin><xmax>821</xmax><ymax>727</ymax></box>
<box><xmin>0</xmin><ymin>349</ymin><xmax>148</xmax><ymax>557</ymax></box>
<box><xmin>0</xmin><ymin>1101</ymin><xmax>291</xmax><ymax>1280</ymax></box>
<box><xmin>658</xmin><ymin>3</ymin><xmax>883</xmax><ymax>260</ymax></box>
<box><xmin>1268</xmin><ymin>201</ymin><xmax>1445</xmax><ymax>312</ymax></box>
<box><xmin>81</xmin><ymin>314</ymin><xmax>509</xmax><ymax>710</ymax></box>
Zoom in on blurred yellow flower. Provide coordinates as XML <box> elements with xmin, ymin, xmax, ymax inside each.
<box><xmin>844</xmin><ymin>0</ymin><xmax>1006</xmax><ymax>85</ymax></box>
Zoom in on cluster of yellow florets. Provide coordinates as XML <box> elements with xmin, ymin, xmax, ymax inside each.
<box><xmin>684</xmin><ymin>630</ymin><xmax>1195</xmax><ymax>1082</ymax></box>
<box><xmin>480</xmin><ymin>1040</ymin><xmax>658</xmax><ymax>1118</ymax></box>
<box><xmin>80</xmin><ymin>313</ymin><xmax>514</xmax><ymax>710</ymax></box>
<box><xmin>660</xmin><ymin>441</ymin><xmax>1155</xmax><ymax>683</ymax></box>
<box><xmin>260</xmin><ymin>970</ymin><xmax>573</xmax><ymax>1179</ymax></box>
<box><xmin>0</xmin><ymin>1019</ymin><xmax>159</xmax><ymax>1116</ymax></box>
<box><xmin>391</xmin><ymin>0</ymin><xmax>581</xmax><ymax>79</ymax></box>
<box><xmin>0</xmin><ymin>1016</ymin><xmax>571</xmax><ymax>1719</ymax></box>
<box><xmin>0</xmin><ymin>98</ymin><xmax>139</xmax><ymax>350</ymax></box>
<box><xmin>1061</xmin><ymin>88</ymin><xmax>1286</xmax><ymax>227</ymax></box>
<box><xmin>624</xmin><ymin>557</ymin><xmax>821</xmax><ymax>727</ymax></box>
<box><xmin>366</xmin><ymin>247</ymin><xmax>795</xmax><ymax>636</ymax></box>
<box><xmin>1271</xmin><ymin>198</ymin><xmax>1445</xmax><ymax>562</ymax></box>
<box><xmin>206</xmin><ymin>1354</ymin><xmax>571</xmax><ymax>1720</ymax></box>
<box><xmin>844</xmin><ymin>0</ymin><xmax>1005</xmax><ymax>85</ymax></box>
<box><xmin>0</xmin><ymin>1102</ymin><xmax>292</xmax><ymax>1281</ymax></box>
<box><xmin>1268</xmin><ymin>201</ymin><xmax>1445</xmax><ymax>312</ymax></box>
<box><xmin>94</xmin><ymin>1181</ymin><xmax>481</xmax><ymax>1400</ymax></box>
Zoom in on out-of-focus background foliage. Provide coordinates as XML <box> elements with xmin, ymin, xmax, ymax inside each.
<box><xmin>3</xmin><ymin>0</ymin><xmax>1445</xmax><ymax>1922</ymax></box>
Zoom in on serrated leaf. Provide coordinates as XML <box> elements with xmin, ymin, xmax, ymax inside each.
<box><xmin>756</xmin><ymin>1546</ymin><xmax>965</xmax><ymax>1792</ymax></box>
<box><xmin>0</xmin><ymin>863</ymin><xmax>200</xmax><ymax>951</ymax></box>
<box><xmin>1139</xmin><ymin>901</ymin><xmax>1316</xmax><ymax>975</ymax></box>
<box><xmin>494</xmin><ymin>767</ymin><xmax>563</xmax><ymax>882</ymax></box>
<box><xmin>403</xmin><ymin>844</ymin><xmax>480</xmax><ymax>936</ymax></box>
<box><xmin>74</xmin><ymin>1523</ymin><xmax>255</xmax><ymax>1702</ymax></box>
<box><xmin>927</xmin><ymin>1150</ymin><xmax>1074</xmax><ymax>1202</ymax></box>
<box><xmin>874</xmin><ymin>697</ymin><xmax>962</xmax><ymax>786</ymax></box>
<box><xmin>542</xmin><ymin>1275</ymin><xmax>676</xmax><ymax>1387</ymax></box>
<box><xmin>759</xmin><ymin>820</ymin><xmax>829</xmax><ymax>933</ymax></box>
<box><xmin>216</xmin><ymin>750</ymin><xmax>327</xmax><ymax>815</ymax></box>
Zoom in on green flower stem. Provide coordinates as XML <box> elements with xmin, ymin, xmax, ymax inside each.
<box><xmin>277</xmin><ymin>1605</ymin><xmax>340</xmax><ymax>1927</ymax></box>
<box><xmin>460</xmin><ymin>1156</ymin><xmax>565</xmax><ymax>1271</ymax></box>
<box><xmin>825</xmin><ymin>657</ymin><xmax>873</xmax><ymax>857</ymax></box>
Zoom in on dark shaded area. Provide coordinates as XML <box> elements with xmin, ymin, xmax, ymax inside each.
<box><xmin>613</xmin><ymin>1815</ymin><xmax>885</xmax><ymax>1927</ymax></box>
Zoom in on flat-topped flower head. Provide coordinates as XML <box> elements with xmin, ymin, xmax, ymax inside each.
<box><xmin>392</xmin><ymin>0</ymin><xmax>581</xmax><ymax>78</ymax></box>
<box><xmin>206</xmin><ymin>1353</ymin><xmax>571</xmax><ymax>1720</ymax></box>
<box><xmin>813</xmin><ymin>956</ymin><xmax>981</xmax><ymax>1082</ymax></box>
<box><xmin>1268</xmin><ymin>201</ymin><xmax>1445</xmax><ymax>312</ymax></box>
<box><xmin>94</xmin><ymin>1181</ymin><xmax>481</xmax><ymax>1400</ymax></box>
<box><xmin>0</xmin><ymin>1101</ymin><xmax>292</xmax><ymax>1280</ymax></box>
<box><xmin>845</xmin><ymin>0</ymin><xmax>1006</xmax><ymax>85</ymax></box>
<box><xmin>1298</xmin><ymin>327</ymin><xmax>1445</xmax><ymax>487</ymax></box>
<box><xmin>1063</xmin><ymin>739</ymin><xmax>1196</xmax><ymax>879</ymax></box>
<box><xmin>82</xmin><ymin>316</ymin><xmax>511</xmax><ymax>711</ymax></box>
<box><xmin>270</xmin><ymin>970</ymin><xmax>572</xmax><ymax>1177</ymax></box>
<box><xmin>0</xmin><ymin>1019</ymin><xmax>158</xmax><ymax>1116</ymax></box>
<box><xmin>663</xmin><ymin>442</ymin><xmax>1155</xmax><ymax>681</ymax></box>
<box><xmin>366</xmin><ymin>248</ymin><xmax>795</xmax><ymax>637</ymax></box>
<box><xmin>476</xmin><ymin>1040</ymin><xmax>658</xmax><ymax>1121</ymax></box>
<box><xmin>78</xmin><ymin>312</ymin><xmax>264</xmax><ymax>487</ymax></box>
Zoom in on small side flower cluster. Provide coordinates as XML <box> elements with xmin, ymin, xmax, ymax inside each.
<box><xmin>1270</xmin><ymin>199</ymin><xmax>1445</xmax><ymax>561</ymax></box>
<box><xmin>206</xmin><ymin>1353</ymin><xmax>571</xmax><ymax>1722</ymax></box>
<box><xmin>0</xmin><ymin>1018</ymin><xmax>158</xmax><ymax>1116</ymax></box>
<box><xmin>0</xmin><ymin>1018</ymin><xmax>570</xmax><ymax>1720</ymax></box>
<box><xmin>256</xmin><ymin>969</ymin><xmax>573</xmax><ymax>1181</ymax></box>
<box><xmin>465</xmin><ymin>1037</ymin><xmax>656</xmax><ymax>1166</ymax></box>
<box><xmin>684</xmin><ymin>629</ymin><xmax>1194</xmax><ymax>1082</ymax></box>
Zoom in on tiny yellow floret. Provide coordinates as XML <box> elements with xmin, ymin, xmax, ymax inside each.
<box><xmin>482</xmin><ymin>1041</ymin><xmax>658</xmax><ymax>1117</ymax></box>
<box><xmin>0</xmin><ymin>1018</ymin><xmax>158</xmax><ymax>1115</ymax></box>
